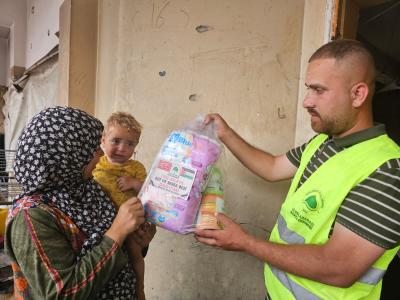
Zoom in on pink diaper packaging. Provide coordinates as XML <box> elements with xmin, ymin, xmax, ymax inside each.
<box><xmin>139</xmin><ymin>116</ymin><xmax>222</xmax><ymax>234</ymax></box>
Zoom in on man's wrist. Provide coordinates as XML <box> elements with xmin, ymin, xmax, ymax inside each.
<box><xmin>241</xmin><ymin>234</ymin><xmax>258</xmax><ymax>253</ymax></box>
<box><xmin>219</xmin><ymin>126</ymin><xmax>232</xmax><ymax>142</ymax></box>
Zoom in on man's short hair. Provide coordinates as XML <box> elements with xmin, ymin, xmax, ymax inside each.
<box><xmin>309</xmin><ymin>39</ymin><xmax>375</xmax><ymax>68</ymax></box>
<box><xmin>105</xmin><ymin>112</ymin><xmax>142</xmax><ymax>134</ymax></box>
<box><xmin>310</xmin><ymin>39</ymin><xmax>376</xmax><ymax>91</ymax></box>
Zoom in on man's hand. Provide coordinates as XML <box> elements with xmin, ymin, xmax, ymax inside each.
<box><xmin>203</xmin><ymin>114</ymin><xmax>232</xmax><ymax>142</ymax></box>
<box><xmin>194</xmin><ymin>214</ymin><xmax>252</xmax><ymax>251</ymax></box>
<box><xmin>132</xmin><ymin>222</ymin><xmax>157</xmax><ymax>249</ymax></box>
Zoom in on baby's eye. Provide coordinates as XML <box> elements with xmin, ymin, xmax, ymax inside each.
<box><xmin>110</xmin><ymin>139</ymin><xmax>120</xmax><ymax>144</ymax></box>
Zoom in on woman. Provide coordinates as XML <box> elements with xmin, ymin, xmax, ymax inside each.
<box><xmin>5</xmin><ymin>106</ymin><xmax>150</xmax><ymax>299</ymax></box>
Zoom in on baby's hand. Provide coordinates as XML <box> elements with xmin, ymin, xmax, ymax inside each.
<box><xmin>132</xmin><ymin>222</ymin><xmax>157</xmax><ymax>248</ymax></box>
<box><xmin>117</xmin><ymin>176</ymin><xmax>134</xmax><ymax>191</ymax></box>
<box><xmin>117</xmin><ymin>176</ymin><xmax>143</xmax><ymax>192</ymax></box>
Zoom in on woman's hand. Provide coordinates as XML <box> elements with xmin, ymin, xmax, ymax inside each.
<box><xmin>105</xmin><ymin>197</ymin><xmax>145</xmax><ymax>245</ymax></box>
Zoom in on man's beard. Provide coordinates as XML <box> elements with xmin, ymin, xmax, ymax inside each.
<box><xmin>308</xmin><ymin>109</ymin><xmax>349</xmax><ymax>136</ymax></box>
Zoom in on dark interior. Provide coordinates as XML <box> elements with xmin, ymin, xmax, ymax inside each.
<box><xmin>357</xmin><ymin>1</ymin><xmax>400</xmax><ymax>145</ymax></box>
<box><xmin>358</xmin><ymin>1</ymin><xmax>400</xmax><ymax>298</ymax></box>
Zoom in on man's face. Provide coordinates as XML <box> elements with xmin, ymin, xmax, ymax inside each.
<box><xmin>101</xmin><ymin>125</ymin><xmax>140</xmax><ymax>164</ymax></box>
<box><xmin>303</xmin><ymin>58</ymin><xmax>355</xmax><ymax>137</ymax></box>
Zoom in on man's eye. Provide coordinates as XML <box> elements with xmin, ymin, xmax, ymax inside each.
<box><xmin>305</xmin><ymin>84</ymin><xmax>325</xmax><ymax>95</ymax></box>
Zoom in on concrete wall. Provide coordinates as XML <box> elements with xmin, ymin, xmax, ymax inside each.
<box><xmin>0</xmin><ymin>0</ymin><xmax>63</xmax><ymax>82</ymax></box>
<box><xmin>96</xmin><ymin>0</ymin><xmax>333</xmax><ymax>299</ymax></box>
<box><xmin>58</xmin><ymin>0</ymin><xmax>98</xmax><ymax>112</ymax></box>
<box><xmin>25</xmin><ymin>0</ymin><xmax>63</xmax><ymax>69</ymax></box>
<box><xmin>295</xmin><ymin>0</ymin><xmax>333</xmax><ymax>145</ymax></box>
<box><xmin>0</xmin><ymin>0</ymin><xmax>26</xmax><ymax>74</ymax></box>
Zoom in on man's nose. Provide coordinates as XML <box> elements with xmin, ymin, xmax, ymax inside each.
<box><xmin>303</xmin><ymin>93</ymin><xmax>314</xmax><ymax>109</ymax></box>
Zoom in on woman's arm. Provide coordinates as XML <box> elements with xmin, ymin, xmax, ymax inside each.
<box><xmin>5</xmin><ymin>208</ymin><xmax>128</xmax><ymax>300</ymax></box>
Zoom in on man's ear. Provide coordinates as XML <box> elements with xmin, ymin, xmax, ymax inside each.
<box><xmin>351</xmin><ymin>82</ymin><xmax>369</xmax><ymax>108</ymax></box>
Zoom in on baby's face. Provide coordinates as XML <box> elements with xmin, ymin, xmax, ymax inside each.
<box><xmin>102</xmin><ymin>125</ymin><xmax>140</xmax><ymax>164</ymax></box>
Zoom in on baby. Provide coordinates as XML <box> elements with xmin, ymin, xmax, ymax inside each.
<box><xmin>93</xmin><ymin>112</ymin><xmax>150</xmax><ymax>300</ymax></box>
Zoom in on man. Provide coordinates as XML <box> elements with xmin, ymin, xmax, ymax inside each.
<box><xmin>195</xmin><ymin>39</ymin><xmax>400</xmax><ymax>299</ymax></box>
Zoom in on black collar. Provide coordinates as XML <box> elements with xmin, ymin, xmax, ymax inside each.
<box><xmin>332</xmin><ymin>124</ymin><xmax>386</xmax><ymax>148</ymax></box>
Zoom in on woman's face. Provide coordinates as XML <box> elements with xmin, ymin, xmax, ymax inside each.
<box><xmin>83</xmin><ymin>148</ymin><xmax>104</xmax><ymax>179</ymax></box>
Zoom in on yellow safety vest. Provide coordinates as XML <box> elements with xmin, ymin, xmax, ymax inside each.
<box><xmin>264</xmin><ymin>134</ymin><xmax>400</xmax><ymax>299</ymax></box>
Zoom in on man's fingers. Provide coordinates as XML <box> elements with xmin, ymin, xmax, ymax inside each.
<box><xmin>195</xmin><ymin>235</ymin><xmax>218</xmax><ymax>246</ymax></box>
<box><xmin>216</xmin><ymin>213</ymin><xmax>227</xmax><ymax>222</ymax></box>
<box><xmin>216</xmin><ymin>213</ymin><xmax>233</xmax><ymax>228</ymax></box>
<box><xmin>203</xmin><ymin>114</ymin><xmax>212</xmax><ymax>125</ymax></box>
<box><xmin>195</xmin><ymin>229</ymin><xmax>219</xmax><ymax>238</ymax></box>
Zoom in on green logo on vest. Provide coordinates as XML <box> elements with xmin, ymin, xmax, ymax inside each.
<box><xmin>303</xmin><ymin>190</ymin><xmax>323</xmax><ymax>213</ymax></box>
<box><xmin>305</xmin><ymin>195</ymin><xmax>318</xmax><ymax>210</ymax></box>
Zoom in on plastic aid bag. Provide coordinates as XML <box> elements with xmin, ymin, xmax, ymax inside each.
<box><xmin>138</xmin><ymin>115</ymin><xmax>224</xmax><ymax>234</ymax></box>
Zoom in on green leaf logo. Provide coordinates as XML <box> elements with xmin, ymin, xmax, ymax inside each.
<box><xmin>305</xmin><ymin>195</ymin><xmax>318</xmax><ymax>211</ymax></box>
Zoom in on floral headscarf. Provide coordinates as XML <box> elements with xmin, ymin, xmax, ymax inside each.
<box><xmin>11</xmin><ymin>106</ymin><xmax>135</xmax><ymax>299</ymax></box>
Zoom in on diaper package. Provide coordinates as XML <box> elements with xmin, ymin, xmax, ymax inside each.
<box><xmin>139</xmin><ymin>116</ymin><xmax>223</xmax><ymax>234</ymax></box>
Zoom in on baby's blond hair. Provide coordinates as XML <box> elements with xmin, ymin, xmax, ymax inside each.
<box><xmin>104</xmin><ymin>112</ymin><xmax>142</xmax><ymax>135</ymax></box>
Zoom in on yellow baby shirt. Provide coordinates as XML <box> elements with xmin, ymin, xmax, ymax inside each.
<box><xmin>93</xmin><ymin>156</ymin><xmax>147</xmax><ymax>208</ymax></box>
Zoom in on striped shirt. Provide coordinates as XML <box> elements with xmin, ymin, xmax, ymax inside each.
<box><xmin>286</xmin><ymin>124</ymin><xmax>400</xmax><ymax>249</ymax></box>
